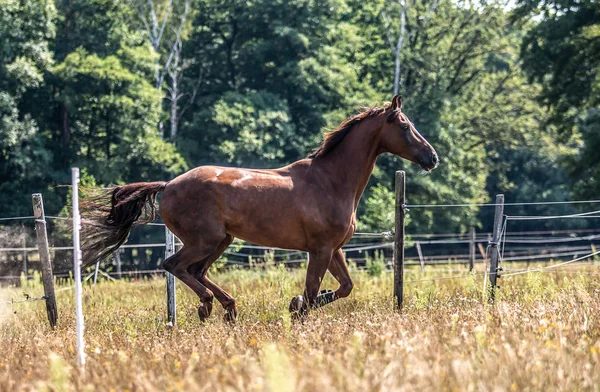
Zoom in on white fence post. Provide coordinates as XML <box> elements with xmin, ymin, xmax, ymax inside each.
<box><xmin>165</xmin><ymin>227</ymin><xmax>176</xmax><ymax>326</ymax></box>
<box><xmin>71</xmin><ymin>168</ymin><xmax>86</xmax><ymax>368</ymax></box>
<box><xmin>416</xmin><ymin>241</ymin><xmax>425</xmax><ymax>272</ymax></box>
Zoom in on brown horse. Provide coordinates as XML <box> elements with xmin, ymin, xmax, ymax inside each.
<box><xmin>81</xmin><ymin>95</ymin><xmax>438</xmax><ymax>322</ymax></box>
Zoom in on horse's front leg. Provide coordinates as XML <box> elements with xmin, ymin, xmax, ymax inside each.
<box><xmin>327</xmin><ymin>248</ymin><xmax>354</xmax><ymax>300</ymax></box>
<box><xmin>289</xmin><ymin>248</ymin><xmax>333</xmax><ymax>318</ymax></box>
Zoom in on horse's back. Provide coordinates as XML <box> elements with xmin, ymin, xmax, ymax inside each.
<box><xmin>159</xmin><ymin>163</ymin><xmax>320</xmax><ymax>249</ymax></box>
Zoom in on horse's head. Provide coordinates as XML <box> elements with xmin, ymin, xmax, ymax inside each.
<box><xmin>379</xmin><ymin>95</ymin><xmax>438</xmax><ymax>172</ymax></box>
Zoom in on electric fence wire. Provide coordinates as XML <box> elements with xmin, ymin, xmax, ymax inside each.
<box><xmin>404</xmin><ymin>199</ymin><xmax>600</xmax><ymax>208</ymax></box>
<box><xmin>0</xmin><ymin>216</ymin><xmax>35</xmax><ymax>222</ymax></box>
<box><xmin>505</xmin><ymin>210</ymin><xmax>600</xmax><ymax>221</ymax></box>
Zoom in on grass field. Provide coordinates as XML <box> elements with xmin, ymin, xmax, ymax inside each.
<box><xmin>1</xmin><ymin>263</ymin><xmax>600</xmax><ymax>391</ymax></box>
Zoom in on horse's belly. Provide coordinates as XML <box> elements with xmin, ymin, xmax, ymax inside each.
<box><xmin>223</xmin><ymin>190</ymin><xmax>310</xmax><ymax>250</ymax></box>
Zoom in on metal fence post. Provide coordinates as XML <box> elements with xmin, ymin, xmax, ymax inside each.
<box><xmin>115</xmin><ymin>249</ymin><xmax>122</xmax><ymax>279</ymax></box>
<box><xmin>416</xmin><ymin>241</ymin><xmax>425</xmax><ymax>272</ymax></box>
<box><xmin>489</xmin><ymin>194</ymin><xmax>505</xmax><ymax>302</ymax></box>
<box><xmin>32</xmin><ymin>193</ymin><xmax>58</xmax><ymax>329</ymax></box>
<box><xmin>469</xmin><ymin>227</ymin><xmax>476</xmax><ymax>272</ymax></box>
<box><xmin>165</xmin><ymin>227</ymin><xmax>177</xmax><ymax>326</ymax></box>
<box><xmin>394</xmin><ymin>170</ymin><xmax>406</xmax><ymax>311</ymax></box>
<box><xmin>71</xmin><ymin>168</ymin><xmax>86</xmax><ymax>368</ymax></box>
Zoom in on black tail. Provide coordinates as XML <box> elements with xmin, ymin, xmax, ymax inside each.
<box><xmin>80</xmin><ymin>182</ymin><xmax>167</xmax><ymax>268</ymax></box>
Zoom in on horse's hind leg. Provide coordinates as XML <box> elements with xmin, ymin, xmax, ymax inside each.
<box><xmin>163</xmin><ymin>243</ymin><xmax>221</xmax><ymax>321</ymax></box>
<box><xmin>188</xmin><ymin>235</ymin><xmax>238</xmax><ymax>322</ymax></box>
<box><xmin>201</xmin><ymin>276</ymin><xmax>237</xmax><ymax>323</ymax></box>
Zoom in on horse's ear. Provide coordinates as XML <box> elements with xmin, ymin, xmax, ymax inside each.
<box><xmin>391</xmin><ymin>95</ymin><xmax>402</xmax><ymax>111</ymax></box>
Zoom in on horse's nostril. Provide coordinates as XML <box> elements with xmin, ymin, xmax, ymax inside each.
<box><xmin>431</xmin><ymin>153</ymin><xmax>439</xmax><ymax>166</ymax></box>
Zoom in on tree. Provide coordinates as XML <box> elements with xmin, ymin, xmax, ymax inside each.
<box><xmin>0</xmin><ymin>0</ymin><xmax>56</xmax><ymax>216</ymax></box>
<box><xmin>177</xmin><ymin>0</ymin><xmax>377</xmax><ymax>166</ymax></box>
<box><xmin>346</xmin><ymin>0</ymin><xmax>546</xmax><ymax>233</ymax></box>
<box><xmin>128</xmin><ymin>0</ymin><xmax>192</xmax><ymax>141</ymax></box>
<box><xmin>382</xmin><ymin>0</ymin><xmax>438</xmax><ymax>95</ymax></box>
<box><xmin>52</xmin><ymin>47</ymin><xmax>187</xmax><ymax>184</ymax></box>
<box><xmin>515</xmin><ymin>0</ymin><xmax>600</xmax><ymax>199</ymax></box>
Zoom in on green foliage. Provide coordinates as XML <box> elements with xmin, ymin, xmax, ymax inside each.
<box><xmin>346</xmin><ymin>0</ymin><xmax>555</xmax><ymax>233</ymax></box>
<box><xmin>0</xmin><ymin>0</ymin><xmax>56</xmax><ymax>215</ymax></box>
<box><xmin>516</xmin><ymin>0</ymin><xmax>600</xmax><ymax>199</ymax></box>
<box><xmin>358</xmin><ymin>184</ymin><xmax>397</xmax><ymax>232</ymax></box>
<box><xmin>52</xmin><ymin>46</ymin><xmax>186</xmax><ymax>183</ymax></box>
<box><xmin>517</xmin><ymin>0</ymin><xmax>600</xmax><ymax>134</ymax></box>
<box><xmin>210</xmin><ymin>91</ymin><xmax>294</xmax><ymax>167</ymax></box>
<box><xmin>365</xmin><ymin>250</ymin><xmax>386</xmax><ymax>277</ymax></box>
<box><xmin>568</xmin><ymin>109</ymin><xmax>600</xmax><ymax>199</ymax></box>
<box><xmin>0</xmin><ymin>0</ymin><xmax>595</xmax><ymax>237</ymax></box>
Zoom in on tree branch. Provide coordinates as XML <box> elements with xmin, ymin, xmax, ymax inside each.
<box><xmin>157</xmin><ymin>0</ymin><xmax>174</xmax><ymax>47</ymax></box>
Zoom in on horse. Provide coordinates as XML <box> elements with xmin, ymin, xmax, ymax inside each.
<box><xmin>80</xmin><ymin>95</ymin><xmax>438</xmax><ymax>322</ymax></box>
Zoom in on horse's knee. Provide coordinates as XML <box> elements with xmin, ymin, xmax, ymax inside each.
<box><xmin>336</xmin><ymin>280</ymin><xmax>354</xmax><ymax>298</ymax></box>
<box><xmin>201</xmin><ymin>290</ymin><xmax>214</xmax><ymax>304</ymax></box>
<box><xmin>162</xmin><ymin>256</ymin><xmax>176</xmax><ymax>273</ymax></box>
<box><xmin>222</xmin><ymin>297</ymin><xmax>236</xmax><ymax>310</ymax></box>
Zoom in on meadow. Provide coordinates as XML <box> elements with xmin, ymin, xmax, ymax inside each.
<box><xmin>1</xmin><ymin>263</ymin><xmax>599</xmax><ymax>391</ymax></box>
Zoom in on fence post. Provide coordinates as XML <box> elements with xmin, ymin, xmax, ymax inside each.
<box><xmin>32</xmin><ymin>193</ymin><xmax>58</xmax><ymax>329</ymax></box>
<box><xmin>71</xmin><ymin>168</ymin><xmax>86</xmax><ymax>368</ymax></box>
<box><xmin>416</xmin><ymin>241</ymin><xmax>425</xmax><ymax>272</ymax></box>
<box><xmin>165</xmin><ymin>227</ymin><xmax>177</xmax><ymax>326</ymax></box>
<box><xmin>469</xmin><ymin>227</ymin><xmax>476</xmax><ymax>272</ymax></box>
<box><xmin>488</xmin><ymin>194</ymin><xmax>505</xmax><ymax>302</ymax></box>
<box><xmin>22</xmin><ymin>236</ymin><xmax>28</xmax><ymax>277</ymax></box>
<box><xmin>114</xmin><ymin>249</ymin><xmax>122</xmax><ymax>279</ymax></box>
<box><xmin>93</xmin><ymin>261</ymin><xmax>100</xmax><ymax>285</ymax></box>
<box><xmin>394</xmin><ymin>170</ymin><xmax>406</xmax><ymax>311</ymax></box>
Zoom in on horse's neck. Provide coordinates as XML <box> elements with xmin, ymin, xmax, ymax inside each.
<box><xmin>314</xmin><ymin>117</ymin><xmax>383</xmax><ymax>208</ymax></box>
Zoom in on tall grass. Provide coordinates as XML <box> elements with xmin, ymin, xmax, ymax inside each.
<box><xmin>1</xmin><ymin>263</ymin><xmax>599</xmax><ymax>391</ymax></box>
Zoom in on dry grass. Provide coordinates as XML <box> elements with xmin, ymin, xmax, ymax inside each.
<box><xmin>1</xmin><ymin>264</ymin><xmax>600</xmax><ymax>391</ymax></box>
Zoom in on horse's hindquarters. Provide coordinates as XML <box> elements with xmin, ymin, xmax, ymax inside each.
<box><xmin>159</xmin><ymin>166</ymin><xmax>307</xmax><ymax>250</ymax></box>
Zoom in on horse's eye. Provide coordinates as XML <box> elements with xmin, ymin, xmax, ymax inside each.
<box><xmin>402</xmin><ymin>125</ymin><xmax>410</xmax><ymax>131</ymax></box>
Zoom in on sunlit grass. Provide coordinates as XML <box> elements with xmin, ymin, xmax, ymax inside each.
<box><xmin>1</xmin><ymin>263</ymin><xmax>600</xmax><ymax>391</ymax></box>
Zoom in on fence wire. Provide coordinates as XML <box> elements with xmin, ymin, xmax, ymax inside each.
<box><xmin>2</xmin><ymin>198</ymin><xmax>600</xmax><ymax>290</ymax></box>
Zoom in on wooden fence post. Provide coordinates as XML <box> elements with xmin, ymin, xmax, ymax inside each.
<box><xmin>32</xmin><ymin>193</ymin><xmax>58</xmax><ymax>329</ymax></box>
<box><xmin>469</xmin><ymin>227</ymin><xmax>476</xmax><ymax>272</ymax></box>
<box><xmin>165</xmin><ymin>227</ymin><xmax>177</xmax><ymax>326</ymax></box>
<box><xmin>394</xmin><ymin>170</ymin><xmax>406</xmax><ymax>311</ymax></box>
<box><xmin>488</xmin><ymin>194</ymin><xmax>505</xmax><ymax>302</ymax></box>
<box><xmin>22</xmin><ymin>236</ymin><xmax>28</xmax><ymax>277</ymax></box>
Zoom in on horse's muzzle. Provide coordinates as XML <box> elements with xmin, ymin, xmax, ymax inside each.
<box><xmin>420</xmin><ymin>151</ymin><xmax>439</xmax><ymax>172</ymax></box>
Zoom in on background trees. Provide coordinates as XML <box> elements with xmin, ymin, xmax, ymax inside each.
<box><xmin>0</xmin><ymin>0</ymin><xmax>596</xmax><ymax>235</ymax></box>
<box><xmin>515</xmin><ymin>0</ymin><xmax>600</xmax><ymax>200</ymax></box>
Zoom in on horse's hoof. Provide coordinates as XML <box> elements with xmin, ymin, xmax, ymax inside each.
<box><xmin>224</xmin><ymin>307</ymin><xmax>237</xmax><ymax>324</ymax></box>
<box><xmin>198</xmin><ymin>301</ymin><xmax>213</xmax><ymax>322</ymax></box>
<box><xmin>289</xmin><ymin>295</ymin><xmax>308</xmax><ymax>321</ymax></box>
<box><xmin>289</xmin><ymin>295</ymin><xmax>304</xmax><ymax>313</ymax></box>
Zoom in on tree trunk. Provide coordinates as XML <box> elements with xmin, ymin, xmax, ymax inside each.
<box><xmin>393</xmin><ymin>1</ymin><xmax>406</xmax><ymax>95</ymax></box>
